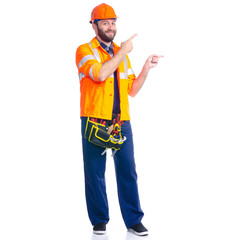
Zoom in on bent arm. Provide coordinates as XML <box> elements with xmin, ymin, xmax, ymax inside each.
<box><xmin>129</xmin><ymin>65</ymin><xmax>150</xmax><ymax>97</ymax></box>
<box><xmin>129</xmin><ymin>55</ymin><xmax>163</xmax><ymax>97</ymax></box>
<box><xmin>98</xmin><ymin>34</ymin><xmax>138</xmax><ymax>82</ymax></box>
<box><xmin>98</xmin><ymin>49</ymin><xmax>126</xmax><ymax>82</ymax></box>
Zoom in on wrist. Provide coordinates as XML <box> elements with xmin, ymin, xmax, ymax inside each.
<box><xmin>118</xmin><ymin>47</ymin><xmax>128</xmax><ymax>56</ymax></box>
<box><xmin>143</xmin><ymin>63</ymin><xmax>151</xmax><ymax>73</ymax></box>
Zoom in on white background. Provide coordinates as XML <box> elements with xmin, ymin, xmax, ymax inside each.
<box><xmin>0</xmin><ymin>0</ymin><xmax>240</xmax><ymax>239</ymax></box>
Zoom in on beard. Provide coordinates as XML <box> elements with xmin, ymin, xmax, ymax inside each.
<box><xmin>97</xmin><ymin>25</ymin><xmax>116</xmax><ymax>43</ymax></box>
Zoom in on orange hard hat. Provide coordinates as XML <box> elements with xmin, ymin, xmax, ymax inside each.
<box><xmin>90</xmin><ymin>3</ymin><xmax>118</xmax><ymax>23</ymax></box>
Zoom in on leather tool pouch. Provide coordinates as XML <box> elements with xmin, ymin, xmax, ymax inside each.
<box><xmin>84</xmin><ymin>117</ymin><xmax>125</xmax><ymax>150</ymax></box>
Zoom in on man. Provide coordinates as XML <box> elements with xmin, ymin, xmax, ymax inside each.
<box><xmin>75</xmin><ymin>3</ymin><xmax>163</xmax><ymax>236</ymax></box>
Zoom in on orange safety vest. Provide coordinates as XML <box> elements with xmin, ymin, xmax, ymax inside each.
<box><xmin>75</xmin><ymin>38</ymin><xmax>136</xmax><ymax>121</ymax></box>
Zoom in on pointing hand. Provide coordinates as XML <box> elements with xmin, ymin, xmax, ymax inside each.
<box><xmin>144</xmin><ymin>54</ymin><xmax>164</xmax><ymax>69</ymax></box>
<box><xmin>120</xmin><ymin>34</ymin><xmax>138</xmax><ymax>54</ymax></box>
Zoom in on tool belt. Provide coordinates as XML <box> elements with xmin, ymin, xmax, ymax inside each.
<box><xmin>84</xmin><ymin>114</ymin><xmax>126</xmax><ymax>152</ymax></box>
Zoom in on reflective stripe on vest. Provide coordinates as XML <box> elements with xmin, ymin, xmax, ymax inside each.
<box><xmin>78</xmin><ymin>55</ymin><xmax>95</xmax><ymax>68</ymax></box>
<box><xmin>119</xmin><ymin>56</ymin><xmax>128</xmax><ymax>79</ymax></box>
<box><xmin>79</xmin><ymin>72</ymin><xmax>86</xmax><ymax>81</ymax></box>
<box><xmin>88</xmin><ymin>42</ymin><xmax>102</xmax><ymax>81</ymax></box>
<box><xmin>78</xmin><ymin>54</ymin><xmax>96</xmax><ymax>82</ymax></box>
<box><xmin>119</xmin><ymin>68</ymin><xmax>134</xmax><ymax>79</ymax></box>
<box><xmin>128</xmin><ymin>68</ymin><xmax>134</xmax><ymax>76</ymax></box>
<box><xmin>88</xmin><ymin>42</ymin><xmax>101</xmax><ymax>63</ymax></box>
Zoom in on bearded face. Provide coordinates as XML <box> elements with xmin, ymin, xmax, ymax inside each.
<box><xmin>95</xmin><ymin>19</ymin><xmax>117</xmax><ymax>43</ymax></box>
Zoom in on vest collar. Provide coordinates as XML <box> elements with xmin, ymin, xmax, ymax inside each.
<box><xmin>90</xmin><ymin>37</ymin><xmax>120</xmax><ymax>51</ymax></box>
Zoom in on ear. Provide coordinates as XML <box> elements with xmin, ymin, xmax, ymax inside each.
<box><xmin>92</xmin><ymin>23</ymin><xmax>97</xmax><ymax>34</ymax></box>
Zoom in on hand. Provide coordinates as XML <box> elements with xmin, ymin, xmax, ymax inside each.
<box><xmin>120</xmin><ymin>34</ymin><xmax>138</xmax><ymax>54</ymax></box>
<box><xmin>144</xmin><ymin>54</ymin><xmax>164</xmax><ymax>70</ymax></box>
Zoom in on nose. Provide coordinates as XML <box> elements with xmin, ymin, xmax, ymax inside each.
<box><xmin>108</xmin><ymin>25</ymin><xmax>114</xmax><ymax>31</ymax></box>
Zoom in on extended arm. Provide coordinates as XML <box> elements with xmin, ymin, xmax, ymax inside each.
<box><xmin>129</xmin><ymin>55</ymin><xmax>164</xmax><ymax>97</ymax></box>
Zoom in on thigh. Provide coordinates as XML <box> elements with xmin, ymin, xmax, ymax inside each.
<box><xmin>81</xmin><ymin>117</ymin><xmax>107</xmax><ymax>175</ymax></box>
<box><xmin>113</xmin><ymin>121</ymin><xmax>137</xmax><ymax>174</ymax></box>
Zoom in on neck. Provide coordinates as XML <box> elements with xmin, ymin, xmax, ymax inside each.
<box><xmin>96</xmin><ymin>36</ymin><xmax>112</xmax><ymax>47</ymax></box>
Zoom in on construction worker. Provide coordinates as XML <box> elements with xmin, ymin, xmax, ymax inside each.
<box><xmin>75</xmin><ymin>3</ymin><xmax>163</xmax><ymax>236</ymax></box>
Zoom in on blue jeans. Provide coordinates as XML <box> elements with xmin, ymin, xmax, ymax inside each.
<box><xmin>81</xmin><ymin>117</ymin><xmax>144</xmax><ymax>228</ymax></box>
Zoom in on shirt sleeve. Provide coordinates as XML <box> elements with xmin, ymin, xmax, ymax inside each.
<box><xmin>76</xmin><ymin>44</ymin><xmax>102</xmax><ymax>82</ymax></box>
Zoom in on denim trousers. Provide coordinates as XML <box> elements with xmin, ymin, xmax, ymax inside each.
<box><xmin>81</xmin><ymin>117</ymin><xmax>144</xmax><ymax>228</ymax></box>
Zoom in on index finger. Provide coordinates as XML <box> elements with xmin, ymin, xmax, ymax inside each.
<box><xmin>129</xmin><ymin>33</ymin><xmax>138</xmax><ymax>41</ymax></box>
<box><xmin>153</xmin><ymin>55</ymin><xmax>164</xmax><ymax>59</ymax></box>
